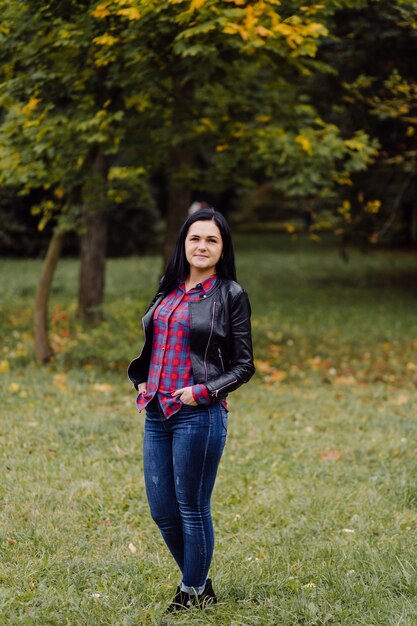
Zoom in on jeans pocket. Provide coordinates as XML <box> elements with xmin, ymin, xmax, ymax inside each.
<box><xmin>221</xmin><ymin>409</ymin><xmax>228</xmax><ymax>433</ymax></box>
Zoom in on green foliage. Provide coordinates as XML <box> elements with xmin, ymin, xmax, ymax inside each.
<box><xmin>0</xmin><ymin>0</ymin><xmax>155</xmax><ymax>231</ymax></box>
<box><xmin>317</xmin><ymin>0</ymin><xmax>417</xmax><ymax>243</ymax></box>
<box><xmin>0</xmin><ymin>0</ymin><xmax>382</xmax><ymax>239</ymax></box>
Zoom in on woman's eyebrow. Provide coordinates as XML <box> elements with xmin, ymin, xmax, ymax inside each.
<box><xmin>189</xmin><ymin>234</ymin><xmax>219</xmax><ymax>240</ymax></box>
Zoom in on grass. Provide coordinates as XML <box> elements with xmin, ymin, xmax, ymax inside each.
<box><xmin>1</xmin><ymin>234</ymin><xmax>417</xmax><ymax>625</ymax></box>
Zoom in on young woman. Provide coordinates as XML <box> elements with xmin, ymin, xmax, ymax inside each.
<box><xmin>128</xmin><ymin>208</ymin><xmax>255</xmax><ymax>612</ymax></box>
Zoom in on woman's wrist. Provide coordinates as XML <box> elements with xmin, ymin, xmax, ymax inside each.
<box><xmin>192</xmin><ymin>384</ymin><xmax>211</xmax><ymax>405</ymax></box>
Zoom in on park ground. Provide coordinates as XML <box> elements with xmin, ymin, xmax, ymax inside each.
<box><xmin>1</xmin><ymin>235</ymin><xmax>417</xmax><ymax>625</ymax></box>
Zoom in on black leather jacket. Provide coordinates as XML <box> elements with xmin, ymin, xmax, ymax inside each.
<box><xmin>127</xmin><ymin>279</ymin><xmax>255</xmax><ymax>400</ymax></box>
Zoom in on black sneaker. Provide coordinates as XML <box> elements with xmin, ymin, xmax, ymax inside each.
<box><xmin>193</xmin><ymin>578</ymin><xmax>218</xmax><ymax>609</ymax></box>
<box><xmin>165</xmin><ymin>586</ymin><xmax>192</xmax><ymax>613</ymax></box>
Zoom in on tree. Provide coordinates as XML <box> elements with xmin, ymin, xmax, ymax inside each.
<box><xmin>315</xmin><ymin>0</ymin><xmax>417</xmax><ymax>245</ymax></box>
<box><xmin>0</xmin><ymin>0</ymin><xmax>156</xmax><ymax>353</ymax></box>
<box><xmin>0</xmin><ymin>0</ymin><xmax>379</xmax><ymax>361</ymax></box>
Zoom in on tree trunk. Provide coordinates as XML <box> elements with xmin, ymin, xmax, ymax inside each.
<box><xmin>163</xmin><ymin>147</ymin><xmax>193</xmax><ymax>269</ymax></box>
<box><xmin>34</xmin><ymin>230</ymin><xmax>65</xmax><ymax>363</ymax></box>
<box><xmin>78</xmin><ymin>150</ymin><xmax>109</xmax><ymax>322</ymax></box>
<box><xmin>410</xmin><ymin>203</ymin><xmax>417</xmax><ymax>245</ymax></box>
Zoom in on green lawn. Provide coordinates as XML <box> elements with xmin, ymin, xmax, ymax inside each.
<box><xmin>1</xmin><ymin>235</ymin><xmax>417</xmax><ymax>625</ymax></box>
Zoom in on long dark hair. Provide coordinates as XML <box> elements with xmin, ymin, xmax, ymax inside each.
<box><xmin>159</xmin><ymin>208</ymin><xmax>237</xmax><ymax>294</ymax></box>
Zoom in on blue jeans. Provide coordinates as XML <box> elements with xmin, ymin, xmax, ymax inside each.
<box><xmin>143</xmin><ymin>400</ymin><xmax>228</xmax><ymax>589</ymax></box>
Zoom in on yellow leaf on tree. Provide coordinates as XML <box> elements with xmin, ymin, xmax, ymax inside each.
<box><xmin>125</xmin><ymin>94</ymin><xmax>151</xmax><ymax>112</ymax></box>
<box><xmin>305</xmin><ymin>22</ymin><xmax>328</xmax><ymax>37</ymax></box>
<box><xmin>256</xmin><ymin>25</ymin><xmax>274</xmax><ymax>38</ymax></box>
<box><xmin>92</xmin><ymin>3</ymin><xmax>111</xmax><ymax>18</ymax></box>
<box><xmin>338</xmin><ymin>200</ymin><xmax>351</xmax><ymax>214</ymax></box>
<box><xmin>295</xmin><ymin>134</ymin><xmax>313</xmax><ymax>155</ymax></box>
<box><xmin>256</xmin><ymin>115</ymin><xmax>272</xmax><ymax>123</ymax></box>
<box><xmin>93</xmin><ymin>33</ymin><xmax>118</xmax><ymax>46</ymax></box>
<box><xmin>117</xmin><ymin>7</ymin><xmax>141</xmax><ymax>19</ymax></box>
<box><xmin>189</xmin><ymin>0</ymin><xmax>206</xmax><ymax>12</ymax></box>
<box><xmin>344</xmin><ymin>137</ymin><xmax>365</xmax><ymax>151</ymax></box>
<box><xmin>200</xmin><ymin>117</ymin><xmax>216</xmax><ymax>130</ymax></box>
<box><xmin>22</xmin><ymin>98</ymin><xmax>41</xmax><ymax>115</ymax></box>
<box><xmin>245</xmin><ymin>5</ymin><xmax>255</xmax><ymax>31</ymax></box>
<box><xmin>223</xmin><ymin>23</ymin><xmax>240</xmax><ymax>35</ymax></box>
<box><xmin>364</xmin><ymin>200</ymin><xmax>381</xmax><ymax>214</ymax></box>
<box><xmin>300</xmin><ymin>4</ymin><xmax>325</xmax><ymax>14</ymax></box>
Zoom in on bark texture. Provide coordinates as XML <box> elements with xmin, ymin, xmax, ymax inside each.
<box><xmin>78</xmin><ymin>150</ymin><xmax>109</xmax><ymax>322</ymax></box>
<box><xmin>34</xmin><ymin>230</ymin><xmax>65</xmax><ymax>363</ymax></box>
<box><xmin>163</xmin><ymin>147</ymin><xmax>193</xmax><ymax>269</ymax></box>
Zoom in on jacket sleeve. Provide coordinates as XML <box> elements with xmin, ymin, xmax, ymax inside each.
<box><xmin>127</xmin><ymin>292</ymin><xmax>163</xmax><ymax>389</ymax></box>
<box><xmin>205</xmin><ymin>290</ymin><xmax>255</xmax><ymax>399</ymax></box>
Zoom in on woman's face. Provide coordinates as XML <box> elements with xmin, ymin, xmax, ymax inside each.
<box><xmin>185</xmin><ymin>220</ymin><xmax>223</xmax><ymax>275</ymax></box>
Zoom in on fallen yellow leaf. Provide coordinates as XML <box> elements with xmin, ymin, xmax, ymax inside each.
<box><xmin>393</xmin><ymin>393</ymin><xmax>409</xmax><ymax>405</ymax></box>
<box><xmin>53</xmin><ymin>373</ymin><xmax>68</xmax><ymax>392</ymax></box>
<box><xmin>333</xmin><ymin>375</ymin><xmax>356</xmax><ymax>385</ymax></box>
<box><xmin>320</xmin><ymin>449</ymin><xmax>342</xmax><ymax>461</ymax></box>
<box><xmin>267</xmin><ymin>370</ymin><xmax>287</xmax><ymax>383</ymax></box>
<box><xmin>93</xmin><ymin>383</ymin><xmax>113</xmax><ymax>392</ymax></box>
<box><xmin>0</xmin><ymin>360</ymin><xmax>10</xmax><ymax>373</ymax></box>
<box><xmin>255</xmin><ymin>359</ymin><xmax>273</xmax><ymax>374</ymax></box>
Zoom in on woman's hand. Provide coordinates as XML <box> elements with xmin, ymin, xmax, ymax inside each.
<box><xmin>138</xmin><ymin>383</ymin><xmax>147</xmax><ymax>395</ymax></box>
<box><xmin>172</xmin><ymin>386</ymin><xmax>198</xmax><ymax>406</ymax></box>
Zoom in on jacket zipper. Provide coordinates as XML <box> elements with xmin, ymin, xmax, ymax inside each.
<box><xmin>218</xmin><ymin>346</ymin><xmax>225</xmax><ymax>372</ymax></box>
<box><xmin>214</xmin><ymin>378</ymin><xmax>238</xmax><ymax>398</ymax></box>
<box><xmin>203</xmin><ymin>301</ymin><xmax>216</xmax><ymax>382</ymax></box>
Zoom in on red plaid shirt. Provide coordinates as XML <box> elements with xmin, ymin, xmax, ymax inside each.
<box><xmin>136</xmin><ymin>275</ymin><xmax>218</xmax><ymax>418</ymax></box>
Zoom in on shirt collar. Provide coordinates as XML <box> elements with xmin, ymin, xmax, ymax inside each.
<box><xmin>179</xmin><ymin>274</ymin><xmax>217</xmax><ymax>293</ymax></box>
